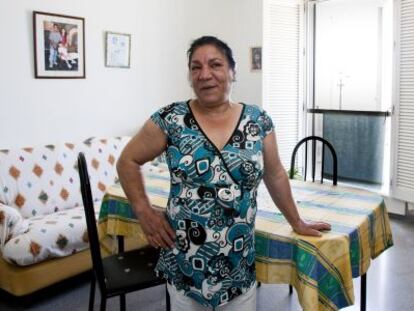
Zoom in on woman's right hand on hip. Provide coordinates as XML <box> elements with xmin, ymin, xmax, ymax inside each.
<box><xmin>136</xmin><ymin>207</ymin><xmax>176</xmax><ymax>249</ymax></box>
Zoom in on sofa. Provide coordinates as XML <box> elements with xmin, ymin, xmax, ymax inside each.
<box><xmin>0</xmin><ymin>136</ymin><xmax>130</xmax><ymax>296</ymax></box>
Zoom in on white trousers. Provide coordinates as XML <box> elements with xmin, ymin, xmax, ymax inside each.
<box><xmin>167</xmin><ymin>282</ymin><xmax>257</xmax><ymax>311</ymax></box>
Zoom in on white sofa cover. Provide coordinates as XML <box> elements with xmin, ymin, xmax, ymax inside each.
<box><xmin>0</xmin><ymin>137</ymin><xmax>130</xmax><ymax>266</ymax></box>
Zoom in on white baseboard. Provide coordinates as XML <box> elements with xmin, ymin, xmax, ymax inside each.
<box><xmin>383</xmin><ymin>196</ymin><xmax>407</xmax><ymax>216</ymax></box>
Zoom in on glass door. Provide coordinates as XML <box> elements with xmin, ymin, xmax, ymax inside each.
<box><xmin>305</xmin><ymin>0</ymin><xmax>393</xmax><ymax>190</ymax></box>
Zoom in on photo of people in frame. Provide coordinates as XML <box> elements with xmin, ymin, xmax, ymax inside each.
<box><xmin>43</xmin><ymin>21</ymin><xmax>79</xmax><ymax>71</ymax></box>
<box><xmin>251</xmin><ymin>47</ymin><xmax>262</xmax><ymax>71</ymax></box>
<box><xmin>33</xmin><ymin>11</ymin><xmax>85</xmax><ymax>78</ymax></box>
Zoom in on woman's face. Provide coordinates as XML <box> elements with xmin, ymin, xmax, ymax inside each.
<box><xmin>189</xmin><ymin>44</ymin><xmax>234</xmax><ymax>106</ymax></box>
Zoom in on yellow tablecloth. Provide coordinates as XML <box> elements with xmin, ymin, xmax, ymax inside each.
<box><xmin>99</xmin><ymin>170</ymin><xmax>393</xmax><ymax>311</ymax></box>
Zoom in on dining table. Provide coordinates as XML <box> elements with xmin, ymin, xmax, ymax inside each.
<box><xmin>98</xmin><ymin>165</ymin><xmax>393</xmax><ymax>311</ymax></box>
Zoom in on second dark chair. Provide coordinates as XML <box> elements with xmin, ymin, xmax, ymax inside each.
<box><xmin>288</xmin><ymin>135</ymin><xmax>337</xmax><ymax>295</ymax></box>
<box><xmin>257</xmin><ymin>136</ymin><xmax>338</xmax><ymax>292</ymax></box>
<box><xmin>290</xmin><ymin>135</ymin><xmax>338</xmax><ymax>185</ymax></box>
<box><xmin>78</xmin><ymin>152</ymin><xmax>170</xmax><ymax>311</ymax></box>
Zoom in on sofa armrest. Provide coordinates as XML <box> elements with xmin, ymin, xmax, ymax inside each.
<box><xmin>0</xmin><ymin>204</ymin><xmax>29</xmax><ymax>252</ymax></box>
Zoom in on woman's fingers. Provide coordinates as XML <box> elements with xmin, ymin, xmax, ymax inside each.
<box><xmin>163</xmin><ymin>217</ymin><xmax>176</xmax><ymax>240</ymax></box>
<box><xmin>149</xmin><ymin>233</ymin><xmax>169</xmax><ymax>249</ymax></box>
<box><xmin>310</xmin><ymin>221</ymin><xmax>331</xmax><ymax>231</ymax></box>
<box><xmin>155</xmin><ymin>210</ymin><xmax>176</xmax><ymax>240</ymax></box>
<box><xmin>152</xmin><ymin>233</ymin><xmax>168</xmax><ymax>248</ymax></box>
<box><xmin>158</xmin><ymin>227</ymin><xmax>175</xmax><ymax>248</ymax></box>
<box><xmin>309</xmin><ymin>228</ymin><xmax>323</xmax><ymax>236</ymax></box>
<box><xmin>154</xmin><ymin>228</ymin><xmax>174</xmax><ymax>248</ymax></box>
<box><xmin>147</xmin><ymin>236</ymin><xmax>160</xmax><ymax>249</ymax></box>
<box><xmin>299</xmin><ymin>226</ymin><xmax>322</xmax><ymax>237</ymax></box>
<box><xmin>149</xmin><ymin>232</ymin><xmax>173</xmax><ymax>249</ymax></box>
<box><xmin>153</xmin><ymin>211</ymin><xmax>175</xmax><ymax>248</ymax></box>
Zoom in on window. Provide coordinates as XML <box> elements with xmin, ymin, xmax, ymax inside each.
<box><xmin>306</xmin><ymin>0</ymin><xmax>393</xmax><ymax>190</ymax></box>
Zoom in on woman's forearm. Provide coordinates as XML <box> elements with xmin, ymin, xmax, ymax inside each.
<box><xmin>116</xmin><ymin>158</ymin><xmax>152</xmax><ymax>213</ymax></box>
<box><xmin>116</xmin><ymin>119</ymin><xmax>168</xmax><ymax>214</ymax></box>
<box><xmin>263</xmin><ymin>168</ymin><xmax>303</xmax><ymax>229</ymax></box>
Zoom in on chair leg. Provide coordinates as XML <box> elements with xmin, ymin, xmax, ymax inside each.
<box><xmin>289</xmin><ymin>285</ymin><xmax>293</xmax><ymax>295</ymax></box>
<box><xmin>100</xmin><ymin>296</ymin><xmax>107</xmax><ymax>311</ymax></box>
<box><xmin>89</xmin><ymin>273</ymin><xmax>96</xmax><ymax>311</ymax></box>
<box><xmin>120</xmin><ymin>294</ymin><xmax>126</xmax><ymax>311</ymax></box>
<box><xmin>166</xmin><ymin>283</ymin><xmax>171</xmax><ymax>311</ymax></box>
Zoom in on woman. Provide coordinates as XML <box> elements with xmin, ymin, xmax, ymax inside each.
<box><xmin>58</xmin><ymin>42</ymin><xmax>72</xmax><ymax>69</ymax></box>
<box><xmin>60</xmin><ymin>27</ymin><xmax>68</xmax><ymax>46</ymax></box>
<box><xmin>117</xmin><ymin>36</ymin><xmax>330</xmax><ymax>311</ymax></box>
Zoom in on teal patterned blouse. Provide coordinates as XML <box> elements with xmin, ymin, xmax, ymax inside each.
<box><xmin>150</xmin><ymin>101</ymin><xmax>274</xmax><ymax>308</ymax></box>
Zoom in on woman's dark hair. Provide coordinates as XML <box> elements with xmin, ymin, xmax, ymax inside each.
<box><xmin>187</xmin><ymin>36</ymin><xmax>236</xmax><ymax>72</ymax></box>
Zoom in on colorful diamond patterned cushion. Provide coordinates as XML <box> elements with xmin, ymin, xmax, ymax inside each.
<box><xmin>0</xmin><ymin>136</ymin><xmax>130</xmax><ymax>266</ymax></box>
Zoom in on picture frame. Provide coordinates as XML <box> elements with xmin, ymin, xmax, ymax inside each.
<box><xmin>105</xmin><ymin>32</ymin><xmax>131</xmax><ymax>68</ymax></box>
<box><xmin>250</xmin><ymin>47</ymin><xmax>262</xmax><ymax>71</ymax></box>
<box><xmin>33</xmin><ymin>11</ymin><xmax>85</xmax><ymax>79</ymax></box>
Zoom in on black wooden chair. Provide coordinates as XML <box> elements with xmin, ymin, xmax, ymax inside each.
<box><xmin>290</xmin><ymin>135</ymin><xmax>338</xmax><ymax>185</ymax></box>
<box><xmin>78</xmin><ymin>152</ymin><xmax>170</xmax><ymax>311</ymax></box>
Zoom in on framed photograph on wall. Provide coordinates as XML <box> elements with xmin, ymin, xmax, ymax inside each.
<box><xmin>105</xmin><ymin>32</ymin><xmax>131</xmax><ymax>68</ymax></box>
<box><xmin>250</xmin><ymin>47</ymin><xmax>262</xmax><ymax>71</ymax></box>
<box><xmin>33</xmin><ymin>11</ymin><xmax>85</xmax><ymax>79</ymax></box>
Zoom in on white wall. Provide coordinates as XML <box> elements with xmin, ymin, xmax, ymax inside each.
<box><xmin>0</xmin><ymin>0</ymin><xmax>262</xmax><ymax>149</ymax></box>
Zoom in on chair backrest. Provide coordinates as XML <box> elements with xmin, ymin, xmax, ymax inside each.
<box><xmin>77</xmin><ymin>152</ymin><xmax>107</xmax><ymax>292</ymax></box>
<box><xmin>290</xmin><ymin>136</ymin><xmax>338</xmax><ymax>185</ymax></box>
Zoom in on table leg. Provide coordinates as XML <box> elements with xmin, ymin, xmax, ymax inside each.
<box><xmin>361</xmin><ymin>273</ymin><xmax>367</xmax><ymax>311</ymax></box>
<box><xmin>166</xmin><ymin>283</ymin><xmax>171</xmax><ymax>311</ymax></box>
<box><xmin>117</xmin><ymin>236</ymin><xmax>124</xmax><ymax>253</ymax></box>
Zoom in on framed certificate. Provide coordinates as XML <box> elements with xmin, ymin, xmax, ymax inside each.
<box><xmin>105</xmin><ymin>32</ymin><xmax>131</xmax><ymax>68</ymax></box>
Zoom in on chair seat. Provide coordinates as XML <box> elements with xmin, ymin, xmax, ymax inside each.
<box><xmin>103</xmin><ymin>247</ymin><xmax>165</xmax><ymax>296</ymax></box>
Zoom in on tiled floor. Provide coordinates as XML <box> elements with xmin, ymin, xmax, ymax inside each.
<box><xmin>0</xmin><ymin>215</ymin><xmax>413</xmax><ymax>311</ymax></box>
